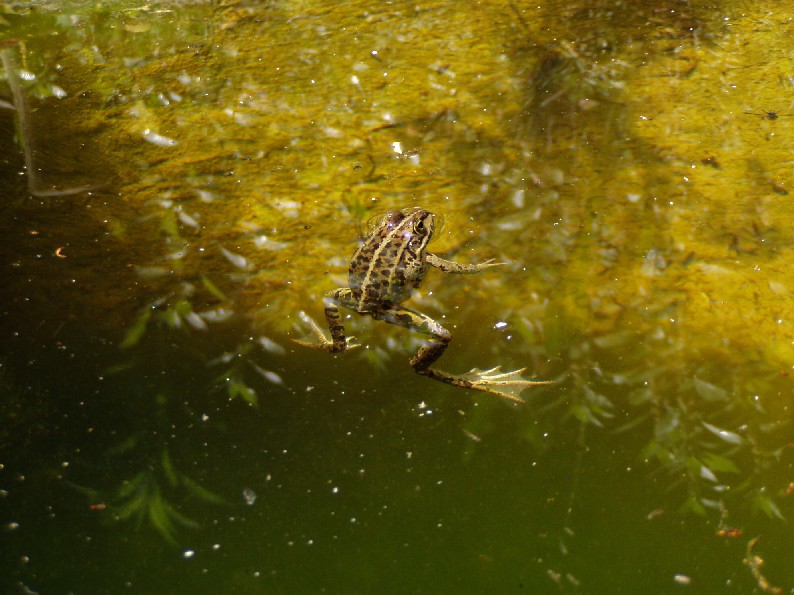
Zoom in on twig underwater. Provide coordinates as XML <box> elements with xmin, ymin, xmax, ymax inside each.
<box><xmin>0</xmin><ymin>44</ymin><xmax>106</xmax><ymax>198</ymax></box>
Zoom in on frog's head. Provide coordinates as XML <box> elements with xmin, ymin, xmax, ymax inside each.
<box><xmin>401</xmin><ymin>208</ymin><xmax>434</xmax><ymax>242</ymax></box>
<box><xmin>363</xmin><ymin>208</ymin><xmax>440</xmax><ymax>256</ymax></box>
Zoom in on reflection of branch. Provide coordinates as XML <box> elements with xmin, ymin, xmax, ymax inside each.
<box><xmin>1</xmin><ymin>47</ymin><xmax>105</xmax><ymax>197</ymax></box>
<box><xmin>743</xmin><ymin>536</ymin><xmax>785</xmax><ymax>595</ymax></box>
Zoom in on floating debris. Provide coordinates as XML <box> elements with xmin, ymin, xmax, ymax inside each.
<box><xmin>744</xmin><ymin>537</ymin><xmax>785</xmax><ymax>594</ymax></box>
<box><xmin>243</xmin><ymin>488</ymin><xmax>257</xmax><ymax>505</ymax></box>
<box><xmin>673</xmin><ymin>573</ymin><xmax>691</xmax><ymax>586</ymax></box>
<box><xmin>646</xmin><ymin>508</ymin><xmax>664</xmax><ymax>521</ymax></box>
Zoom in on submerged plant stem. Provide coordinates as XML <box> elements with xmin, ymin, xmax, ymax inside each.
<box><xmin>1</xmin><ymin>47</ymin><xmax>103</xmax><ymax>197</ymax></box>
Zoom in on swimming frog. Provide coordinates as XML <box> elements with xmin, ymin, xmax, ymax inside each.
<box><xmin>296</xmin><ymin>208</ymin><xmax>549</xmax><ymax>402</ymax></box>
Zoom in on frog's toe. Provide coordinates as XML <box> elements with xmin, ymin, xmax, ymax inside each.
<box><xmin>460</xmin><ymin>366</ymin><xmax>553</xmax><ymax>403</ymax></box>
<box><xmin>417</xmin><ymin>365</ymin><xmax>551</xmax><ymax>403</ymax></box>
<box><xmin>461</xmin><ymin>366</ymin><xmax>547</xmax><ymax>384</ymax></box>
<box><xmin>293</xmin><ymin>320</ymin><xmax>333</xmax><ymax>350</ymax></box>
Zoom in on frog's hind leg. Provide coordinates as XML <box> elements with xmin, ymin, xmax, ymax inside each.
<box><xmin>378</xmin><ymin>306</ymin><xmax>452</xmax><ymax>369</ymax></box>
<box><xmin>322</xmin><ymin>288</ymin><xmax>357</xmax><ymax>351</ymax></box>
<box><xmin>295</xmin><ymin>289</ymin><xmax>359</xmax><ymax>352</ymax></box>
<box><xmin>378</xmin><ymin>307</ymin><xmax>550</xmax><ymax>403</ymax></box>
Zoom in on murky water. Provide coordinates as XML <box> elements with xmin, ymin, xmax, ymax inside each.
<box><xmin>1</xmin><ymin>1</ymin><xmax>793</xmax><ymax>593</ymax></box>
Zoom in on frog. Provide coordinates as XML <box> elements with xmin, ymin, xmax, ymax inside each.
<box><xmin>295</xmin><ymin>208</ymin><xmax>549</xmax><ymax>402</ymax></box>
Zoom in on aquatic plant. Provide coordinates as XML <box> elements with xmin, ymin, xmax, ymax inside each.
<box><xmin>111</xmin><ymin>466</ymin><xmax>199</xmax><ymax>544</ymax></box>
<box><xmin>93</xmin><ymin>448</ymin><xmax>225</xmax><ymax>544</ymax></box>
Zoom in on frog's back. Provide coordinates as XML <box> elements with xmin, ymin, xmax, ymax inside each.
<box><xmin>348</xmin><ymin>210</ymin><xmax>433</xmax><ymax>312</ymax></box>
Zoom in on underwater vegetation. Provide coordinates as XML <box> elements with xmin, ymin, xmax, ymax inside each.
<box><xmin>0</xmin><ymin>1</ymin><xmax>793</xmax><ymax>593</ymax></box>
<box><xmin>70</xmin><ymin>447</ymin><xmax>225</xmax><ymax>544</ymax></box>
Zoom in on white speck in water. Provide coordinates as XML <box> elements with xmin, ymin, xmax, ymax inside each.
<box><xmin>183</xmin><ymin>550</ymin><xmax>195</xmax><ymax>559</ymax></box>
<box><xmin>243</xmin><ymin>488</ymin><xmax>257</xmax><ymax>505</ymax></box>
<box><xmin>673</xmin><ymin>574</ymin><xmax>691</xmax><ymax>586</ymax></box>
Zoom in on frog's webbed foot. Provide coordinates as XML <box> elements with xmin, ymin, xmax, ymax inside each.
<box><xmin>293</xmin><ymin>313</ymin><xmax>359</xmax><ymax>352</ymax></box>
<box><xmin>419</xmin><ymin>365</ymin><xmax>552</xmax><ymax>403</ymax></box>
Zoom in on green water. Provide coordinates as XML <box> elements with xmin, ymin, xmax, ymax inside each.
<box><xmin>1</xmin><ymin>0</ymin><xmax>793</xmax><ymax>593</ymax></box>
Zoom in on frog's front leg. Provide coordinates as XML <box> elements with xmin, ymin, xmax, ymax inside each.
<box><xmin>426</xmin><ymin>253</ymin><xmax>502</xmax><ymax>274</ymax></box>
<box><xmin>377</xmin><ymin>306</ymin><xmax>549</xmax><ymax>403</ymax></box>
<box><xmin>294</xmin><ymin>288</ymin><xmax>359</xmax><ymax>352</ymax></box>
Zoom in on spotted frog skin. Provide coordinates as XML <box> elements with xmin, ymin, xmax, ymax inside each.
<box><xmin>296</xmin><ymin>208</ymin><xmax>549</xmax><ymax>402</ymax></box>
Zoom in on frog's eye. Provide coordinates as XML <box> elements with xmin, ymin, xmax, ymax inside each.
<box><xmin>413</xmin><ymin>213</ymin><xmax>434</xmax><ymax>235</ymax></box>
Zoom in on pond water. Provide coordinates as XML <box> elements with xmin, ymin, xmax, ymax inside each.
<box><xmin>1</xmin><ymin>1</ymin><xmax>793</xmax><ymax>593</ymax></box>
